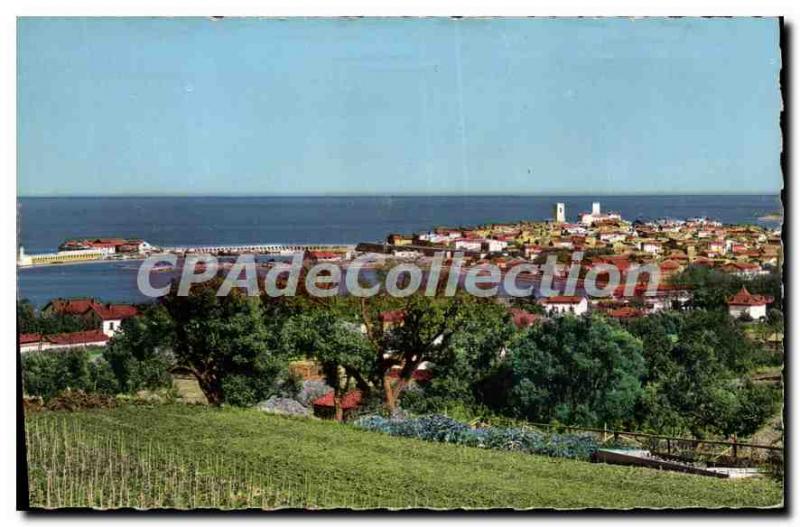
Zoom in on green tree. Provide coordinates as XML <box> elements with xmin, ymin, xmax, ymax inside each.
<box><xmin>22</xmin><ymin>349</ymin><xmax>108</xmax><ymax>399</ymax></box>
<box><xmin>103</xmin><ymin>304</ymin><xmax>174</xmax><ymax>393</ymax></box>
<box><xmin>402</xmin><ymin>299</ymin><xmax>515</xmax><ymax>414</ymax></box>
<box><xmin>282</xmin><ymin>308</ymin><xmax>373</xmax><ymax>420</ymax></box>
<box><xmin>162</xmin><ymin>278</ymin><xmax>286</xmax><ymax>405</ymax></box>
<box><xmin>628</xmin><ymin>310</ymin><xmax>777</xmax><ymax>437</ymax></box>
<box><xmin>17</xmin><ymin>299</ymin><xmax>38</xmax><ymax>334</ymax></box>
<box><xmin>360</xmin><ymin>294</ymin><xmax>473</xmax><ymax>411</ymax></box>
<box><xmin>672</xmin><ymin>266</ymin><xmax>782</xmax><ymax>312</ymax></box>
<box><xmin>506</xmin><ymin>315</ymin><xmax>646</xmax><ymax>427</ymax></box>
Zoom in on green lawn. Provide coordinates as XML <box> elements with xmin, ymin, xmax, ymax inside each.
<box><xmin>24</xmin><ymin>404</ymin><xmax>783</xmax><ymax>510</ymax></box>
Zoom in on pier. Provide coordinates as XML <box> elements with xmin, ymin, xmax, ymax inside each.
<box><xmin>159</xmin><ymin>243</ymin><xmax>357</xmax><ymax>256</ymax></box>
<box><xmin>17</xmin><ymin>243</ymin><xmax>360</xmax><ymax>268</ymax></box>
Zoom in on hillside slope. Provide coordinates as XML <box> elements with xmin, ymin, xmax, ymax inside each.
<box><xmin>24</xmin><ymin>405</ymin><xmax>782</xmax><ymax>510</ymax></box>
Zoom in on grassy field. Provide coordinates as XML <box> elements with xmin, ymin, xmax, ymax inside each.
<box><xmin>24</xmin><ymin>405</ymin><xmax>783</xmax><ymax>510</ymax></box>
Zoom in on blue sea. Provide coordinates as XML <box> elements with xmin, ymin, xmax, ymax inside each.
<box><xmin>17</xmin><ymin>195</ymin><xmax>782</xmax><ymax>307</ymax></box>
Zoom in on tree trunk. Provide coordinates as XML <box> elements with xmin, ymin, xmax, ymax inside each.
<box><xmin>383</xmin><ymin>374</ymin><xmax>397</xmax><ymax>412</ymax></box>
<box><xmin>199</xmin><ymin>381</ymin><xmax>222</xmax><ymax>405</ymax></box>
<box><xmin>194</xmin><ymin>370</ymin><xmax>222</xmax><ymax>406</ymax></box>
<box><xmin>334</xmin><ymin>392</ymin><xmax>343</xmax><ymax>422</ymax></box>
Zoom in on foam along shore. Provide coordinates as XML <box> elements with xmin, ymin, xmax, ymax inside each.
<box><xmin>758</xmin><ymin>212</ymin><xmax>783</xmax><ymax>222</ymax></box>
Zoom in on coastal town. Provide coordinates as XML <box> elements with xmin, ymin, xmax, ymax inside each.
<box><xmin>357</xmin><ymin>200</ymin><xmax>781</xmax><ymax>320</ymax></box>
<box><xmin>363</xmin><ymin>201</ymin><xmax>782</xmax><ymax>275</ymax></box>
<box><xmin>17</xmin><ymin>200</ymin><xmax>783</xmax><ymax>353</ymax></box>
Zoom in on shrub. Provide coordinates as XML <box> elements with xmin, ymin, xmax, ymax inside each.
<box><xmin>22</xmin><ymin>350</ymin><xmax>116</xmax><ymax>400</ymax></box>
<box><xmin>45</xmin><ymin>389</ymin><xmax>118</xmax><ymax>411</ymax></box>
<box><xmin>221</xmin><ymin>375</ymin><xmax>259</xmax><ymax>407</ymax></box>
<box><xmin>353</xmin><ymin>414</ymin><xmax>600</xmax><ymax>460</ymax></box>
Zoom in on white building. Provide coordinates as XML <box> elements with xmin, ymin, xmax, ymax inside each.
<box><xmin>727</xmin><ymin>287</ymin><xmax>773</xmax><ymax>320</ymax></box>
<box><xmin>540</xmin><ymin>296</ymin><xmax>589</xmax><ymax>316</ymax></box>
<box><xmin>18</xmin><ymin>330</ymin><xmax>110</xmax><ymax>353</ymax></box>
<box><xmin>391</xmin><ymin>249</ymin><xmax>420</xmax><ymax>259</ymax></box>
<box><xmin>17</xmin><ymin>246</ymin><xmax>105</xmax><ymax>267</ymax></box>
<box><xmin>483</xmin><ymin>239</ymin><xmax>508</xmax><ymax>253</ymax></box>
<box><xmin>454</xmin><ymin>239</ymin><xmax>483</xmax><ymax>252</ymax></box>
<box><xmin>640</xmin><ymin>240</ymin><xmax>663</xmax><ymax>255</ymax></box>
<box><xmin>599</xmin><ymin>232</ymin><xmax>627</xmax><ymax>244</ymax></box>
<box><xmin>579</xmin><ymin>202</ymin><xmax>623</xmax><ymax>226</ymax></box>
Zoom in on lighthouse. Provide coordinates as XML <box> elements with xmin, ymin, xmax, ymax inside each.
<box><xmin>17</xmin><ymin>246</ymin><xmax>31</xmax><ymax>266</ymax></box>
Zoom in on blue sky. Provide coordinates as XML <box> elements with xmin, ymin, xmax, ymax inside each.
<box><xmin>18</xmin><ymin>17</ymin><xmax>782</xmax><ymax>196</ymax></box>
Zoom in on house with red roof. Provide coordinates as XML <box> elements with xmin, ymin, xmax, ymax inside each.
<box><xmin>312</xmin><ymin>390</ymin><xmax>364</xmax><ymax>421</ymax></box>
<box><xmin>722</xmin><ymin>261</ymin><xmax>765</xmax><ymax>279</ymax></box>
<box><xmin>90</xmin><ymin>304</ymin><xmax>139</xmax><ymax>336</ymax></box>
<box><xmin>45</xmin><ymin>329</ymin><xmax>110</xmax><ymax>348</ymax></box>
<box><xmin>658</xmin><ymin>259</ymin><xmax>684</xmax><ymax>278</ymax></box>
<box><xmin>19</xmin><ymin>329</ymin><xmax>110</xmax><ymax>353</ymax></box>
<box><xmin>305</xmin><ymin>250</ymin><xmax>340</xmax><ymax>263</ymax></box>
<box><xmin>727</xmin><ymin>287</ymin><xmax>773</xmax><ymax>320</ymax></box>
<box><xmin>43</xmin><ymin>298</ymin><xmax>100</xmax><ymax>316</ymax></box>
<box><xmin>42</xmin><ymin>297</ymin><xmax>139</xmax><ymax>337</ymax></box>
<box><xmin>58</xmin><ymin>238</ymin><xmax>153</xmax><ymax>256</ymax></box>
<box><xmin>540</xmin><ymin>295</ymin><xmax>588</xmax><ymax>316</ymax></box>
<box><xmin>523</xmin><ymin>244</ymin><xmax>544</xmax><ymax>259</ymax></box>
<box><xmin>19</xmin><ymin>333</ymin><xmax>44</xmax><ymax>353</ymax></box>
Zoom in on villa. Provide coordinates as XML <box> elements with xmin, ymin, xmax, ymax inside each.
<box><xmin>726</xmin><ymin>287</ymin><xmax>773</xmax><ymax>320</ymax></box>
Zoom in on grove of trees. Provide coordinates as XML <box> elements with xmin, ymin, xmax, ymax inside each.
<box><xmin>20</xmin><ymin>266</ymin><xmax>782</xmax><ymax>439</ymax></box>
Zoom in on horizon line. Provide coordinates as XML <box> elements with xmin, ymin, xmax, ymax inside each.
<box><xmin>17</xmin><ymin>191</ymin><xmax>783</xmax><ymax>199</ymax></box>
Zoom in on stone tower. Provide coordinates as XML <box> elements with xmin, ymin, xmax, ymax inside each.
<box><xmin>553</xmin><ymin>202</ymin><xmax>566</xmax><ymax>223</ymax></box>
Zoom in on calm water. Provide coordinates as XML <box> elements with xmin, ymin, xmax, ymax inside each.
<box><xmin>17</xmin><ymin>195</ymin><xmax>782</xmax><ymax>307</ymax></box>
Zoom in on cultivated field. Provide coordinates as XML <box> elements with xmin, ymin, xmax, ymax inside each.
<box><xmin>24</xmin><ymin>405</ymin><xmax>783</xmax><ymax>510</ymax></box>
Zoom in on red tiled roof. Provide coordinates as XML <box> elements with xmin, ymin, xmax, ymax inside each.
<box><xmin>307</xmin><ymin>251</ymin><xmax>339</xmax><ymax>259</ymax></box>
<box><xmin>724</xmin><ymin>262</ymin><xmax>761</xmax><ymax>271</ymax></box>
<box><xmin>379</xmin><ymin>310</ymin><xmax>406</xmax><ymax>323</ymax></box>
<box><xmin>45</xmin><ymin>298</ymin><xmax>101</xmax><ymax>316</ymax></box>
<box><xmin>91</xmin><ymin>304</ymin><xmax>138</xmax><ymax>320</ymax></box>
<box><xmin>509</xmin><ymin>308</ymin><xmax>541</xmax><ymax>328</ymax></box>
<box><xmin>727</xmin><ymin>287</ymin><xmax>773</xmax><ymax>306</ymax></box>
<box><xmin>607</xmin><ymin>307</ymin><xmax>645</xmax><ymax>319</ymax></box>
<box><xmin>312</xmin><ymin>390</ymin><xmax>363</xmax><ymax>409</ymax></box>
<box><xmin>692</xmin><ymin>257</ymin><xmax>715</xmax><ymax>267</ymax></box>
<box><xmin>19</xmin><ymin>333</ymin><xmax>42</xmax><ymax>344</ymax></box>
<box><xmin>45</xmin><ymin>298</ymin><xmax>138</xmax><ymax>320</ymax></box>
<box><xmin>542</xmin><ymin>295</ymin><xmax>585</xmax><ymax>304</ymax></box>
<box><xmin>659</xmin><ymin>260</ymin><xmax>682</xmax><ymax>271</ymax></box>
<box><xmin>45</xmin><ymin>330</ymin><xmax>109</xmax><ymax>346</ymax></box>
<box><xmin>594</xmin><ymin>255</ymin><xmax>635</xmax><ymax>272</ymax></box>
<box><xmin>611</xmin><ymin>283</ymin><xmax>690</xmax><ymax>299</ymax></box>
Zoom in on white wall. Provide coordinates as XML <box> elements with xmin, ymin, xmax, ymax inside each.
<box><xmin>102</xmin><ymin>319</ymin><xmax>122</xmax><ymax>337</ymax></box>
<box><xmin>729</xmin><ymin>304</ymin><xmax>767</xmax><ymax>320</ymax></box>
<box><xmin>544</xmin><ymin>299</ymin><xmax>588</xmax><ymax>316</ymax></box>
